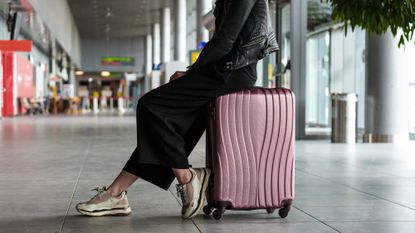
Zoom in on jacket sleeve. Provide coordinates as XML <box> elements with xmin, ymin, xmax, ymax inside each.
<box><xmin>187</xmin><ymin>0</ymin><xmax>258</xmax><ymax>73</ymax></box>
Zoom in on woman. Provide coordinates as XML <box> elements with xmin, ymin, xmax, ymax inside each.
<box><xmin>76</xmin><ymin>0</ymin><xmax>278</xmax><ymax>219</ymax></box>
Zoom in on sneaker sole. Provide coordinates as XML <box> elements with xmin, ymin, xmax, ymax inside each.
<box><xmin>76</xmin><ymin>206</ymin><xmax>132</xmax><ymax>217</ymax></box>
<box><xmin>186</xmin><ymin>168</ymin><xmax>211</xmax><ymax>219</ymax></box>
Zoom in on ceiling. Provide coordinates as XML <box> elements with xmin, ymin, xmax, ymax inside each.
<box><xmin>67</xmin><ymin>0</ymin><xmax>176</xmax><ymax>39</ymax></box>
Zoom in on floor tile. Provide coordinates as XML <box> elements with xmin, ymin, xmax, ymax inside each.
<box><xmin>2</xmin><ymin>115</ymin><xmax>415</xmax><ymax>233</ymax></box>
<box><xmin>329</xmin><ymin>221</ymin><xmax>415</xmax><ymax>233</ymax></box>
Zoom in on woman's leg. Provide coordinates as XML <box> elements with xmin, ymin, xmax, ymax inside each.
<box><xmin>105</xmin><ymin>168</ymin><xmax>191</xmax><ymax>196</ymax></box>
<box><xmin>172</xmin><ymin>168</ymin><xmax>192</xmax><ymax>184</ymax></box>
<box><xmin>107</xmin><ymin>170</ymin><xmax>139</xmax><ymax>196</ymax></box>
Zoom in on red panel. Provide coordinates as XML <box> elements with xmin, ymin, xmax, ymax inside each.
<box><xmin>2</xmin><ymin>52</ymin><xmax>15</xmax><ymax>117</ymax></box>
<box><xmin>0</xmin><ymin>40</ymin><xmax>32</xmax><ymax>52</ymax></box>
<box><xmin>20</xmin><ymin>0</ymin><xmax>34</xmax><ymax>11</ymax></box>
<box><xmin>15</xmin><ymin>55</ymin><xmax>33</xmax><ymax>98</ymax></box>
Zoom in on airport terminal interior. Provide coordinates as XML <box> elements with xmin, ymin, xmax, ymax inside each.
<box><xmin>1</xmin><ymin>0</ymin><xmax>415</xmax><ymax>232</ymax></box>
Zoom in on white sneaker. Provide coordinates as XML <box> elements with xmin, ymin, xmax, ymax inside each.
<box><xmin>76</xmin><ymin>186</ymin><xmax>132</xmax><ymax>216</ymax></box>
<box><xmin>176</xmin><ymin>168</ymin><xmax>211</xmax><ymax>219</ymax></box>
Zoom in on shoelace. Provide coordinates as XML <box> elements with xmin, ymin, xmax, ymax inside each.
<box><xmin>90</xmin><ymin>186</ymin><xmax>107</xmax><ymax>200</ymax></box>
<box><xmin>176</xmin><ymin>184</ymin><xmax>187</xmax><ymax>205</ymax></box>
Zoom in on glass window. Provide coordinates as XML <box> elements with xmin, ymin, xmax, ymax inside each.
<box><xmin>305</xmin><ymin>30</ymin><xmax>331</xmax><ymax>136</ymax></box>
<box><xmin>409</xmin><ymin>81</ymin><xmax>415</xmax><ymax>134</ymax></box>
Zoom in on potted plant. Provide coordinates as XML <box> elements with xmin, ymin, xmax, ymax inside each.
<box><xmin>325</xmin><ymin>0</ymin><xmax>415</xmax><ymax>143</ymax></box>
<box><xmin>326</xmin><ymin>0</ymin><xmax>415</xmax><ymax>46</ymax></box>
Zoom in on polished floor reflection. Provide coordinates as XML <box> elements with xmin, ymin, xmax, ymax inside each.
<box><xmin>1</xmin><ymin>115</ymin><xmax>415</xmax><ymax>233</ymax></box>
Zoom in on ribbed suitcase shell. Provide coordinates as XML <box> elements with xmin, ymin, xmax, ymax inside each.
<box><xmin>205</xmin><ymin>88</ymin><xmax>295</xmax><ymax>218</ymax></box>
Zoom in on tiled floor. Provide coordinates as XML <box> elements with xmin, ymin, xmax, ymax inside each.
<box><xmin>1</xmin><ymin>114</ymin><xmax>415</xmax><ymax>233</ymax></box>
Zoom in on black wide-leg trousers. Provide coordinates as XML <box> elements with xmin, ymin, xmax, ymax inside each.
<box><xmin>123</xmin><ymin>63</ymin><xmax>257</xmax><ymax>190</ymax></box>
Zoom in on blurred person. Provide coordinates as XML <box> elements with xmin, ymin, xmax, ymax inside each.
<box><xmin>21</xmin><ymin>97</ymin><xmax>32</xmax><ymax>115</ymax></box>
<box><xmin>43</xmin><ymin>96</ymin><xmax>50</xmax><ymax>115</ymax></box>
<box><xmin>31</xmin><ymin>98</ymin><xmax>43</xmax><ymax>115</ymax></box>
<box><xmin>76</xmin><ymin>0</ymin><xmax>278</xmax><ymax>219</ymax></box>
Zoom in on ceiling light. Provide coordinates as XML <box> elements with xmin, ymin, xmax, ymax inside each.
<box><xmin>75</xmin><ymin>70</ymin><xmax>84</xmax><ymax>75</ymax></box>
<box><xmin>88</xmin><ymin>77</ymin><xmax>93</xmax><ymax>82</ymax></box>
<box><xmin>106</xmin><ymin>7</ymin><xmax>112</xmax><ymax>17</ymax></box>
<box><xmin>101</xmin><ymin>71</ymin><xmax>111</xmax><ymax>77</ymax></box>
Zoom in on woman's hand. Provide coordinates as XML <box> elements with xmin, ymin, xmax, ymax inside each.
<box><xmin>169</xmin><ymin>71</ymin><xmax>186</xmax><ymax>82</ymax></box>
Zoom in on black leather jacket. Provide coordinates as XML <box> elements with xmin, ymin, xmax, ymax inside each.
<box><xmin>187</xmin><ymin>0</ymin><xmax>278</xmax><ymax>74</ymax></box>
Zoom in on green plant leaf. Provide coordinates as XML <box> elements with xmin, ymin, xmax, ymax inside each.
<box><xmin>328</xmin><ymin>0</ymin><xmax>415</xmax><ymax>47</ymax></box>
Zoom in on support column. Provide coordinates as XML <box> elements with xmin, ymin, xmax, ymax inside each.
<box><xmin>152</xmin><ymin>23</ymin><xmax>161</xmax><ymax>67</ymax></box>
<box><xmin>49</xmin><ymin>39</ymin><xmax>59</xmax><ymax>97</ymax></box>
<box><xmin>69</xmin><ymin>66</ymin><xmax>76</xmax><ymax>96</ymax></box>
<box><xmin>364</xmin><ymin>30</ymin><xmax>412</xmax><ymax>143</ymax></box>
<box><xmin>161</xmin><ymin>8</ymin><xmax>171</xmax><ymax>63</ymax></box>
<box><xmin>51</xmin><ymin>39</ymin><xmax>58</xmax><ymax>78</ymax></box>
<box><xmin>196</xmin><ymin>0</ymin><xmax>213</xmax><ymax>45</ymax></box>
<box><xmin>290</xmin><ymin>0</ymin><xmax>307</xmax><ymax>139</ymax></box>
<box><xmin>174</xmin><ymin>0</ymin><xmax>187</xmax><ymax>62</ymax></box>
<box><xmin>145</xmin><ymin>34</ymin><xmax>153</xmax><ymax>92</ymax></box>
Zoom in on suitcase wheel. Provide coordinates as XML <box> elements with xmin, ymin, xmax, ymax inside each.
<box><xmin>278</xmin><ymin>207</ymin><xmax>289</xmax><ymax>218</ymax></box>
<box><xmin>203</xmin><ymin>205</ymin><xmax>214</xmax><ymax>216</ymax></box>
<box><xmin>266</xmin><ymin>208</ymin><xmax>275</xmax><ymax>214</ymax></box>
<box><xmin>212</xmin><ymin>209</ymin><xmax>223</xmax><ymax>220</ymax></box>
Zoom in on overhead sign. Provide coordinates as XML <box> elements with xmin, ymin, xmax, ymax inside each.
<box><xmin>104</xmin><ymin>72</ymin><xmax>123</xmax><ymax>78</ymax></box>
<box><xmin>101</xmin><ymin>56</ymin><xmax>135</xmax><ymax>66</ymax></box>
<box><xmin>0</xmin><ymin>40</ymin><xmax>32</xmax><ymax>52</ymax></box>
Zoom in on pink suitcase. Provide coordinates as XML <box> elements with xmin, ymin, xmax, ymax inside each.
<box><xmin>204</xmin><ymin>88</ymin><xmax>295</xmax><ymax>220</ymax></box>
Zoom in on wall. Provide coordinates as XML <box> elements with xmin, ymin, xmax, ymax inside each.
<box><xmin>28</xmin><ymin>0</ymin><xmax>81</xmax><ymax>66</ymax></box>
<box><xmin>81</xmin><ymin>37</ymin><xmax>146</xmax><ymax>73</ymax></box>
<box><xmin>15</xmin><ymin>33</ymin><xmax>49</xmax><ymax>66</ymax></box>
